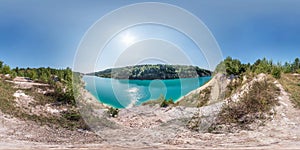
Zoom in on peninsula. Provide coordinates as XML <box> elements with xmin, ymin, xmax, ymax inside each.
<box><xmin>87</xmin><ymin>64</ymin><xmax>212</xmax><ymax>80</ymax></box>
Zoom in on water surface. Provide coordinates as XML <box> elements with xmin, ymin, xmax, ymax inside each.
<box><xmin>83</xmin><ymin>76</ymin><xmax>211</xmax><ymax>108</ymax></box>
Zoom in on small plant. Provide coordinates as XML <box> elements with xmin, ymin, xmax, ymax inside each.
<box><xmin>160</xmin><ymin>98</ymin><xmax>174</xmax><ymax>108</ymax></box>
<box><xmin>197</xmin><ymin>86</ymin><xmax>212</xmax><ymax>107</ymax></box>
<box><xmin>107</xmin><ymin>107</ymin><xmax>119</xmax><ymax>117</ymax></box>
<box><xmin>142</xmin><ymin>95</ymin><xmax>174</xmax><ymax>107</ymax></box>
<box><xmin>62</xmin><ymin>111</ymin><xmax>81</xmax><ymax>121</ymax></box>
<box><xmin>225</xmin><ymin>77</ymin><xmax>243</xmax><ymax>99</ymax></box>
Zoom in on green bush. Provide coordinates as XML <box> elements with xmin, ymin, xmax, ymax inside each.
<box><xmin>160</xmin><ymin>98</ymin><xmax>174</xmax><ymax>108</ymax></box>
<box><xmin>1</xmin><ymin>65</ymin><xmax>11</xmax><ymax>74</ymax></box>
<box><xmin>272</xmin><ymin>67</ymin><xmax>281</xmax><ymax>79</ymax></box>
<box><xmin>107</xmin><ymin>107</ymin><xmax>119</xmax><ymax>117</ymax></box>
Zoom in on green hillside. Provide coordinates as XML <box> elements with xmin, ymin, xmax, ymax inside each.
<box><xmin>88</xmin><ymin>64</ymin><xmax>212</xmax><ymax>80</ymax></box>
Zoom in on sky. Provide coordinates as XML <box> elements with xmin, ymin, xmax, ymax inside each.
<box><xmin>0</xmin><ymin>0</ymin><xmax>300</xmax><ymax>71</ymax></box>
<box><xmin>95</xmin><ymin>24</ymin><xmax>210</xmax><ymax>70</ymax></box>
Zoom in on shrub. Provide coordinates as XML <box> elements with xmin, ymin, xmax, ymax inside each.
<box><xmin>272</xmin><ymin>67</ymin><xmax>281</xmax><ymax>79</ymax></box>
<box><xmin>197</xmin><ymin>86</ymin><xmax>212</xmax><ymax>107</ymax></box>
<box><xmin>107</xmin><ymin>107</ymin><xmax>119</xmax><ymax>117</ymax></box>
<box><xmin>160</xmin><ymin>98</ymin><xmax>174</xmax><ymax>108</ymax></box>
<box><xmin>62</xmin><ymin>111</ymin><xmax>81</xmax><ymax>121</ymax></box>
<box><xmin>215</xmin><ymin>79</ymin><xmax>280</xmax><ymax>129</ymax></box>
<box><xmin>1</xmin><ymin>65</ymin><xmax>11</xmax><ymax>74</ymax></box>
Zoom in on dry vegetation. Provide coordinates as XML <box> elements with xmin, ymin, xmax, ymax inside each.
<box><xmin>0</xmin><ymin>78</ymin><xmax>88</xmax><ymax>130</ymax></box>
<box><xmin>211</xmin><ymin>77</ymin><xmax>280</xmax><ymax>132</ymax></box>
<box><xmin>142</xmin><ymin>95</ymin><xmax>175</xmax><ymax>107</ymax></box>
<box><xmin>175</xmin><ymin>86</ymin><xmax>212</xmax><ymax>107</ymax></box>
<box><xmin>0</xmin><ymin>79</ymin><xmax>17</xmax><ymax>116</ymax></box>
<box><xmin>279</xmin><ymin>73</ymin><xmax>300</xmax><ymax>108</ymax></box>
<box><xmin>1</xmin><ymin>72</ymin><xmax>300</xmax><ymax>149</ymax></box>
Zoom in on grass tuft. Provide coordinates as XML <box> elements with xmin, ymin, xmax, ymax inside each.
<box><xmin>279</xmin><ymin>74</ymin><xmax>300</xmax><ymax>108</ymax></box>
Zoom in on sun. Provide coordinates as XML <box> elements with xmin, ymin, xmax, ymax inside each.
<box><xmin>121</xmin><ymin>32</ymin><xmax>135</xmax><ymax>45</ymax></box>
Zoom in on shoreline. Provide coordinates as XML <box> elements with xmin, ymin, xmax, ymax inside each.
<box><xmin>175</xmin><ymin>74</ymin><xmax>217</xmax><ymax>103</ymax></box>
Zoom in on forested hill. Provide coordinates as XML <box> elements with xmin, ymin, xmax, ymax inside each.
<box><xmin>87</xmin><ymin>64</ymin><xmax>212</xmax><ymax>80</ymax></box>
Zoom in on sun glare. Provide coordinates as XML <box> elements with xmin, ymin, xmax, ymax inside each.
<box><xmin>121</xmin><ymin>32</ymin><xmax>135</xmax><ymax>45</ymax></box>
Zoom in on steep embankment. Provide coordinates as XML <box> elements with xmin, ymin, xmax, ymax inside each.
<box><xmin>0</xmin><ymin>77</ymin><xmax>103</xmax><ymax>148</ymax></box>
<box><xmin>279</xmin><ymin>73</ymin><xmax>300</xmax><ymax>107</ymax></box>
<box><xmin>100</xmin><ymin>73</ymin><xmax>300</xmax><ymax>148</ymax></box>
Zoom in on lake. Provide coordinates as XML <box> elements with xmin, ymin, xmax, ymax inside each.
<box><xmin>83</xmin><ymin>76</ymin><xmax>211</xmax><ymax>108</ymax></box>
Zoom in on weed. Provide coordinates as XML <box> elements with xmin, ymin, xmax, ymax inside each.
<box><xmin>107</xmin><ymin>107</ymin><xmax>119</xmax><ymax>117</ymax></box>
<box><xmin>160</xmin><ymin>98</ymin><xmax>174</xmax><ymax>108</ymax></box>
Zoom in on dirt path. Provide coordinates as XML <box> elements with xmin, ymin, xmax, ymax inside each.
<box><xmin>0</xmin><ymin>111</ymin><xmax>109</xmax><ymax>150</ymax></box>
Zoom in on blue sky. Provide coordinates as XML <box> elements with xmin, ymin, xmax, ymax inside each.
<box><xmin>0</xmin><ymin>0</ymin><xmax>299</xmax><ymax>70</ymax></box>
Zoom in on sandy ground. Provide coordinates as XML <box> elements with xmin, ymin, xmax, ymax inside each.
<box><xmin>0</xmin><ymin>76</ymin><xmax>300</xmax><ymax>149</ymax></box>
<box><xmin>93</xmin><ymin>76</ymin><xmax>300</xmax><ymax>149</ymax></box>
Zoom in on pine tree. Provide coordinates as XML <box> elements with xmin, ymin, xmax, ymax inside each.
<box><xmin>2</xmin><ymin>65</ymin><xmax>11</xmax><ymax>74</ymax></box>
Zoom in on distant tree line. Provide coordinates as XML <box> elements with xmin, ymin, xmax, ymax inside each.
<box><xmin>89</xmin><ymin>64</ymin><xmax>212</xmax><ymax>80</ymax></box>
<box><xmin>215</xmin><ymin>57</ymin><xmax>300</xmax><ymax>79</ymax></box>
<box><xmin>12</xmin><ymin>67</ymin><xmax>73</xmax><ymax>84</ymax></box>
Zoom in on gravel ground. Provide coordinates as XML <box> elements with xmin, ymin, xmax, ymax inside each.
<box><xmin>1</xmin><ymin>76</ymin><xmax>300</xmax><ymax>149</ymax></box>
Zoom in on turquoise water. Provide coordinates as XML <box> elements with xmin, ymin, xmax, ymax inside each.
<box><xmin>83</xmin><ymin>76</ymin><xmax>211</xmax><ymax>108</ymax></box>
